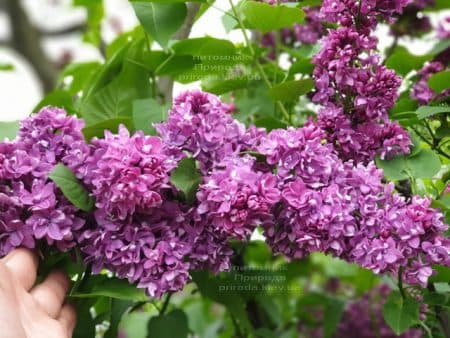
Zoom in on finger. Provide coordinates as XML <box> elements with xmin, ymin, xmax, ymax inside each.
<box><xmin>57</xmin><ymin>304</ymin><xmax>77</xmax><ymax>336</ymax></box>
<box><xmin>3</xmin><ymin>249</ymin><xmax>38</xmax><ymax>291</ymax></box>
<box><xmin>31</xmin><ymin>271</ymin><xmax>70</xmax><ymax>318</ymax></box>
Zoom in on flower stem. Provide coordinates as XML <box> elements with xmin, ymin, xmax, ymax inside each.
<box><xmin>159</xmin><ymin>292</ymin><xmax>173</xmax><ymax>316</ymax></box>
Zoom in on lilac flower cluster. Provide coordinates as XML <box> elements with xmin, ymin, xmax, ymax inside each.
<box><xmin>155</xmin><ymin>90</ymin><xmax>247</xmax><ymax>173</ymax></box>
<box><xmin>411</xmin><ymin>17</ymin><xmax>450</xmax><ymax>105</ymax></box>
<box><xmin>319</xmin><ymin>0</ymin><xmax>410</xmax><ymax>34</ymax></box>
<box><xmin>257</xmin><ymin>124</ymin><xmax>449</xmax><ymax>286</ymax></box>
<box><xmin>411</xmin><ymin>61</ymin><xmax>449</xmax><ymax>104</ymax></box>
<box><xmin>0</xmin><ymin>107</ymin><xmax>86</xmax><ymax>255</ymax></box>
<box><xmin>336</xmin><ymin>284</ymin><xmax>423</xmax><ymax>338</ymax></box>
<box><xmin>66</xmin><ymin>126</ymin><xmax>195</xmax><ymax>297</ymax></box>
<box><xmin>313</xmin><ymin>0</ymin><xmax>412</xmax><ymax>163</ymax></box>
<box><xmin>197</xmin><ymin>155</ymin><xmax>280</xmax><ymax>240</ymax></box>
<box><xmin>1</xmin><ymin>90</ymin><xmax>448</xmax><ymax>297</ymax></box>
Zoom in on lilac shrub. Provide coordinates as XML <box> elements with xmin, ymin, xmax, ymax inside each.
<box><xmin>1</xmin><ymin>87</ymin><xmax>450</xmax><ymax>296</ymax></box>
<box><xmin>411</xmin><ymin>16</ymin><xmax>450</xmax><ymax>104</ymax></box>
<box><xmin>313</xmin><ymin>0</ymin><xmax>412</xmax><ymax>163</ymax></box>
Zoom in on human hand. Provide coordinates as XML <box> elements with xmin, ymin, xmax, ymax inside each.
<box><xmin>0</xmin><ymin>249</ymin><xmax>76</xmax><ymax>338</ymax></box>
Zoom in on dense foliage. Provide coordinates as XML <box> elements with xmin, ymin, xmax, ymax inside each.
<box><xmin>1</xmin><ymin>0</ymin><xmax>450</xmax><ymax>337</ymax></box>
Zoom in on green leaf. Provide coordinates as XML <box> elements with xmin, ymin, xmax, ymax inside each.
<box><xmin>33</xmin><ymin>90</ymin><xmax>76</xmax><ymax>115</ymax></box>
<box><xmin>241</xmin><ymin>1</ymin><xmax>305</xmax><ymax>33</ymax></box>
<box><xmin>190</xmin><ymin>271</ymin><xmax>252</xmax><ymax>333</ymax></box>
<box><xmin>385</xmin><ymin>46</ymin><xmax>429</xmax><ymax>76</ymax></box>
<box><xmin>201</xmin><ymin>77</ymin><xmax>249</xmax><ymax>95</ymax></box>
<box><xmin>268</xmin><ymin>79</ymin><xmax>314</xmax><ymax>102</ymax></box>
<box><xmin>81</xmin><ymin>44</ymin><xmax>130</xmax><ymax>104</ymax></box>
<box><xmin>0</xmin><ymin>121</ymin><xmax>19</xmax><ymax>140</ymax></box>
<box><xmin>0</xmin><ymin>63</ymin><xmax>14</xmax><ymax>71</ymax></box>
<box><xmin>132</xmin><ymin>98</ymin><xmax>168</xmax><ymax>135</ymax></box>
<box><xmin>407</xmin><ymin>149</ymin><xmax>441</xmax><ymax>178</ymax></box>
<box><xmin>429</xmin><ymin>265</ymin><xmax>450</xmax><ymax>284</ymax></box>
<box><xmin>416</xmin><ymin>105</ymin><xmax>450</xmax><ymax>119</ymax></box>
<box><xmin>80</xmin><ymin>40</ymin><xmax>152</xmax><ymax>125</ymax></box>
<box><xmin>382</xmin><ymin>291</ymin><xmax>420</xmax><ymax>335</ymax></box>
<box><xmin>170</xmin><ymin>158</ymin><xmax>202</xmax><ymax>204</ymax></box>
<box><xmin>255</xmin><ymin>296</ymin><xmax>282</xmax><ymax>326</ymax></box>
<box><xmin>428</xmin><ymin>70</ymin><xmax>450</xmax><ymax>94</ymax></box>
<box><xmin>255</xmin><ymin>117</ymin><xmax>287</xmax><ymax>131</ymax></box>
<box><xmin>376</xmin><ymin>155</ymin><xmax>409</xmax><ymax>180</ymax></box>
<box><xmin>121</xmin><ymin>312</ymin><xmax>151</xmax><ymax>338</ymax></box>
<box><xmin>289</xmin><ymin>58</ymin><xmax>314</xmax><ymax>75</ymax></box>
<box><xmin>171</xmin><ymin>37</ymin><xmax>236</xmax><ymax>56</ymax></box>
<box><xmin>390</xmin><ymin>95</ymin><xmax>419</xmax><ymax>126</ymax></box>
<box><xmin>324</xmin><ymin>298</ymin><xmax>345</xmax><ymax>338</ymax></box>
<box><xmin>434</xmin><ymin>282</ymin><xmax>450</xmax><ymax>293</ymax></box>
<box><xmin>48</xmin><ymin>164</ymin><xmax>95</xmax><ymax>212</ymax></box>
<box><xmin>82</xmin><ymin>82</ymin><xmax>137</xmax><ymax>125</ymax></box>
<box><xmin>73</xmin><ymin>299</ymin><xmax>96</xmax><ymax>338</ymax></box>
<box><xmin>390</xmin><ymin>95</ymin><xmax>417</xmax><ymax>115</ymax></box>
<box><xmin>155</xmin><ymin>55</ymin><xmax>196</xmax><ymax>76</ymax></box>
<box><xmin>58</xmin><ymin>62</ymin><xmax>102</xmax><ymax>96</ymax></box>
<box><xmin>131</xmin><ymin>2</ymin><xmax>187</xmax><ymax>48</ymax></box>
<box><xmin>147</xmin><ymin>310</ymin><xmax>188</xmax><ymax>338</ymax></box>
<box><xmin>376</xmin><ymin>149</ymin><xmax>441</xmax><ymax>180</ymax></box>
<box><xmin>222</xmin><ymin>11</ymin><xmax>238</xmax><ymax>32</ymax></box>
<box><xmin>73</xmin><ymin>0</ymin><xmax>104</xmax><ymax>46</ymax></box>
<box><xmin>82</xmin><ymin>117</ymin><xmax>133</xmax><ymax>141</ymax></box>
<box><xmin>104</xmin><ymin>300</ymin><xmax>132</xmax><ymax>338</ymax></box>
<box><xmin>107</xmin><ymin>27</ymin><xmax>146</xmax><ymax>59</ymax></box>
<box><xmin>70</xmin><ymin>275</ymin><xmax>148</xmax><ymax>302</ymax></box>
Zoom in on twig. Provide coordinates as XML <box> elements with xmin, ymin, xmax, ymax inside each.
<box><xmin>5</xmin><ymin>0</ymin><xmax>57</xmax><ymax>92</ymax></box>
<box><xmin>159</xmin><ymin>292</ymin><xmax>173</xmax><ymax>316</ymax></box>
<box><xmin>38</xmin><ymin>22</ymin><xmax>86</xmax><ymax>36</ymax></box>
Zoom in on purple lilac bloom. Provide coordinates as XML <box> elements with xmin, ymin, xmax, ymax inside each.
<box><xmin>0</xmin><ymin>91</ymin><xmax>448</xmax><ymax>299</ymax></box>
<box><xmin>80</xmin><ymin>203</ymin><xmax>192</xmax><ymax>298</ymax></box>
<box><xmin>312</xmin><ymin>2</ymin><xmax>412</xmax><ymax>163</ymax></box>
<box><xmin>196</xmin><ymin>155</ymin><xmax>280</xmax><ymax>240</ymax></box>
<box><xmin>183</xmin><ymin>209</ymin><xmax>234</xmax><ymax>273</ymax></box>
<box><xmin>72</xmin><ymin>124</ymin><xmax>195</xmax><ymax>297</ymax></box>
<box><xmin>0</xmin><ymin>107</ymin><xmax>87</xmax><ymax>255</ymax></box>
<box><xmin>155</xmin><ymin>90</ymin><xmax>247</xmax><ymax>173</ymax></box>
<box><xmin>320</xmin><ymin>0</ymin><xmax>411</xmax><ymax>34</ymax></box>
<box><xmin>318</xmin><ymin>104</ymin><xmax>411</xmax><ymax>162</ymax></box>
<box><xmin>411</xmin><ymin>61</ymin><xmax>450</xmax><ymax>104</ymax></box>
<box><xmin>258</xmin><ymin>126</ymin><xmax>449</xmax><ymax>286</ymax></box>
<box><xmin>73</xmin><ymin>125</ymin><xmax>173</xmax><ymax>222</ymax></box>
